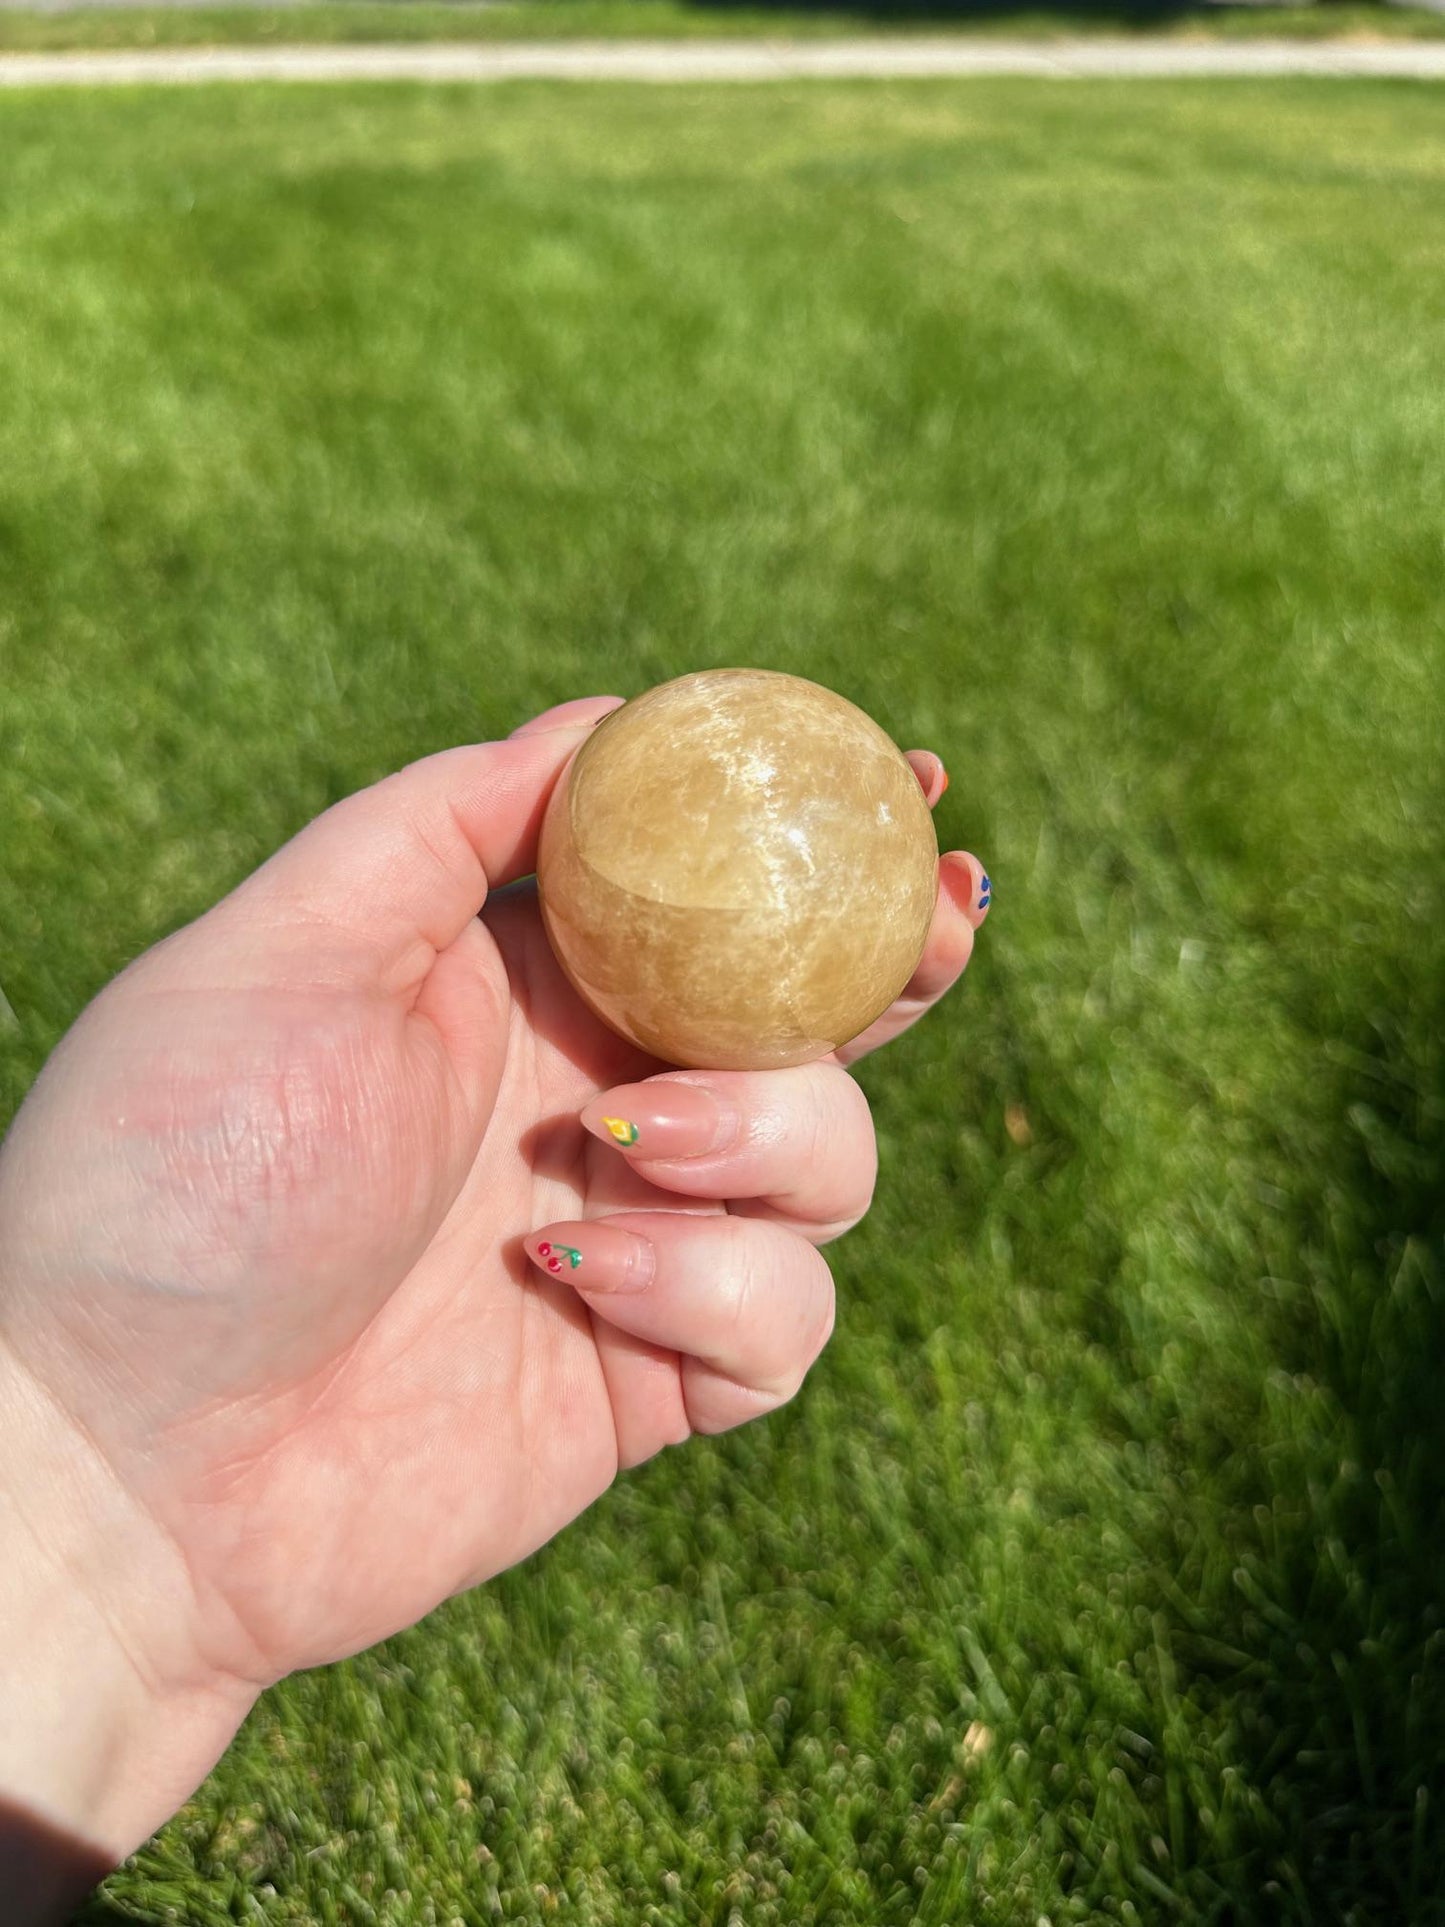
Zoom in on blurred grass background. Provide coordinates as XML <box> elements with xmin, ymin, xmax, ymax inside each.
<box><xmin>1</xmin><ymin>76</ymin><xmax>1442</xmax><ymax>1925</ymax></box>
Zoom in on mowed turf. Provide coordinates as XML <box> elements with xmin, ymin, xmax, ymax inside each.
<box><xmin>0</xmin><ymin>78</ymin><xmax>1441</xmax><ymax>1925</ymax></box>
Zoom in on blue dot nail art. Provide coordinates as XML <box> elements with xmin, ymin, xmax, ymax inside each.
<box><xmin>979</xmin><ymin>873</ymin><xmax>991</xmax><ymax>909</ymax></box>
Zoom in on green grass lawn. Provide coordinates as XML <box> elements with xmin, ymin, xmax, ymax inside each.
<box><xmin>2</xmin><ymin>0</ymin><xmax>1445</xmax><ymax>53</ymax></box>
<box><xmin>1</xmin><ymin>76</ymin><xmax>1442</xmax><ymax>1926</ymax></box>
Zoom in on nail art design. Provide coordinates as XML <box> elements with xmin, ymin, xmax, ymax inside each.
<box><xmin>582</xmin><ymin>1083</ymin><xmax>726</xmax><ymax>1160</ymax></box>
<box><xmin>979</xmin><ymin>872</ymin><xmax>991</xmax><ymax>911</ymax></box>
<box><xmin>536</xmin><ymin>1240</ymin><xmax>582</xmax><ymax>1275</ymax></box>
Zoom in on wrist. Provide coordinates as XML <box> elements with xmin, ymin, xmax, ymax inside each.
<box><xmin>0</xmin><ymin>1340</ymin><xmax>257</xmax><ymax>1920</ymax></box>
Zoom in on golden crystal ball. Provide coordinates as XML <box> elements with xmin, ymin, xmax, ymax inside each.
<box><xmin>536</xmin><ymin>668</ymin><xmax>938</xmax><ymax>1070</ymax></box>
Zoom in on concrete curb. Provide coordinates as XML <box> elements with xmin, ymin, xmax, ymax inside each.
<box><xmin>0</xmin><ymin>35</ymin><xmax>1443</xmax><ymax>84</ymax></box>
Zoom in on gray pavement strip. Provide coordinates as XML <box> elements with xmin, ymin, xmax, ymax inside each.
<box><xmin>0</xmin><ymin>34</ymin><xmax>1443</xmax><ymax>81</ymax></box>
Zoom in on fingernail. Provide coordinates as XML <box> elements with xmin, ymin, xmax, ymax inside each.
<box><xmin>580</xmin><ymin>1081</ymin><xmax>734</xmax><ymax>1160</ymax></box>
<box><xmin>510</xmin><ymin>696</ymin><xmax>625</xmax><ymax>738</ymax></box>
<box><xmin>941</xmin><ymin>852</ymin><xmax>972</xmax><ymax>906</ymax></box>
<box><xmin>907</xmin><ymin>750</ymin><xmax>948</xmax><ymax>807</ymax></box>
<box><xmin>523</xmin><ymin>1221</ymin><xmax>653</xmax><ymax>1293</ymax></box>
<box><xmin>942</xmin><ymin>852</ymin><xmax>990</xmax><ymax>929</ymax></box>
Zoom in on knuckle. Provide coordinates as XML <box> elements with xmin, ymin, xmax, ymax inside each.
<box><xmin>805</xmin><ymin>1061</ymin><xmax>855</xmax><ymax>1141</ymax></box>
<box><xmin>747</xmin><ymin>1235</ymin><xmax>835</xmax><ymax>1404</ymax></box>
<box><xmin>786</xmin><ymin>1065</ymin><xmax>876</xmax><ymax>1226</ymax></box>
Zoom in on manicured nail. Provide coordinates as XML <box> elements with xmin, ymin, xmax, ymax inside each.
<box><xmin>906</xmin><ymin>750</ymin><xmax>948</xmax><ymax>807</ymax></box>
<box><xmin>941</xmin><ymin>852</ymin><xmax>989</xmax><ymax>929</ymax></box>
<box><xmin>523</xmin><ymin>1221</ymin><xmax>653</xmax><ymax>1293</ymax></box>
<box><xmin>580</xmin><ymin>1081</ymin><xmax>733</xmax><ymax>1160</ymax></box>
<box><xmin>941</xmin><ymin>852</ymin><xmax>972</xmax><ymax>904</ymax></box>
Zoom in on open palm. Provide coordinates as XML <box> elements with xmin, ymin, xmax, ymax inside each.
<box><xmin>0</xmin><ymin>695</ymin><xmax>987</xmax><ymax>1700</ymax></box>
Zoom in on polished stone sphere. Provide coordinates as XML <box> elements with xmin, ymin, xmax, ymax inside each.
<box><xmin>536</xmin><ymin>669</ymin><xmax>938</xmax><ymax>1070</ymax></box>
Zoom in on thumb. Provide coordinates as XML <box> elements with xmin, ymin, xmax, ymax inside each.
<box><xmin>220</xmin><ymin>696</ymin><xmax>625</xmax><ymax>975</ymax></box>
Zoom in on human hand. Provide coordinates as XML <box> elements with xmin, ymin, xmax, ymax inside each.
<box><xmin>0</xmin><ymin>695</ymin><xmax>989</xmax><ymax>1907</ymax></box>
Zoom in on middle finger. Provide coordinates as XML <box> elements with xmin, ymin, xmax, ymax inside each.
<box><xmin>578</xmin><ymin>1062</ymin><xmax>877</xmax><ymax>1244</ymax></box>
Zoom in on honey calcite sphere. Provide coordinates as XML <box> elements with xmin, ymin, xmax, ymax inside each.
<box><xmin>536</xmin><ymin>668</ymin><xmax>938</xmax><ymax>1071</ymax></box>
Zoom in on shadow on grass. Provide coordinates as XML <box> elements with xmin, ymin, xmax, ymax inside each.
<box><xmin>0</xmin><ymin>1799</ymin><xmax>116</xmax><ymax>1925</ymax></box>
<box><xmin>681</xmin><ymin>0</ymin><xmax>1324</xmax><ymax>29</ymax></box>
<box><xmin>1184</xmin><ymin>954</ymin><xmax>1445</xmax><ymax>1915</ymax></box>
